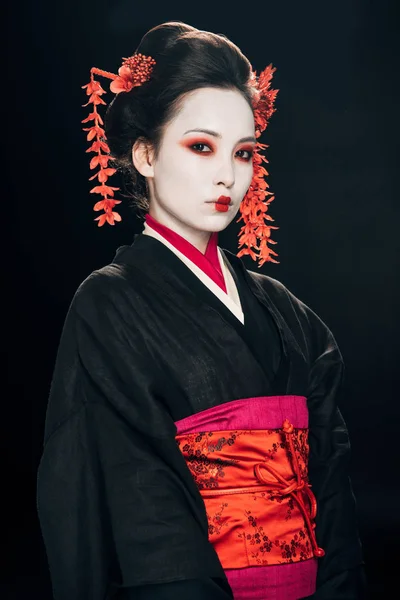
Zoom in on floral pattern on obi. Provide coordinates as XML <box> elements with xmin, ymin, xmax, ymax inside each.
<box><xmin>176</xmin><ymin>419</ymin><xmax>324</xmax><ymax>569</ymax></box>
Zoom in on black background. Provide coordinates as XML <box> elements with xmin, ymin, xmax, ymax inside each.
<box><xmin>4</xmin><ymin>1</ymin><xmax>399</xmax><ymax>598</ymax></box>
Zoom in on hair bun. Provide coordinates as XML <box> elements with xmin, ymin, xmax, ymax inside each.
<box><xmin>136</xmin><ymin>21</ymin><xmax>198</xmax><ymax>58</ymax></box>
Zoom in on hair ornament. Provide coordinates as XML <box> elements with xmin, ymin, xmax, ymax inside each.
<box><xmin>81</xmin><ymin>53</ymin><xmax>156</xmax><ymax>227</ymax></box>
<box><xmin>236</xmin><ymin>64</ymin><xmax>280</xmax><ymax>267</ymax></box>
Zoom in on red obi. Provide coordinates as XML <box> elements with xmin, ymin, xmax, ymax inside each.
<box><xmin>175</xmin><ymin>396</ymin><xmax>324</xmax><ymax>572</ymax></box>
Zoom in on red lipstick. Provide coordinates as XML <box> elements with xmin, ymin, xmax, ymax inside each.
<box><xmin>213</xmin><ymin>195</ymin><xmax>231</xmax><ymax>212</ymax></box>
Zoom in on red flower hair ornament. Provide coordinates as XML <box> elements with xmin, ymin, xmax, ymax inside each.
<box><xmin>82</xmin><ymin>53</ymin><xmax>279</xmax><ymax>267</ymax></box>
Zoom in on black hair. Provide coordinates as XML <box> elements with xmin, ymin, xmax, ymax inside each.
<box><xmin>105</xmin><ymin>21</ymin><xmax>256</xmax><ymax>217</ymax></box>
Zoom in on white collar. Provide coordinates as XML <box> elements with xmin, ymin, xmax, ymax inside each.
<box><xmin>142</xmin><ymin>223</ymin><xmax>244</xmax><ymax>324</ymax></box>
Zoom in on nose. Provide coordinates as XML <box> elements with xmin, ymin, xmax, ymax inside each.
<box><xmin>213</xmin><ymin>156</ymin><xmax>235</xmax><ymax>189</ymax></box>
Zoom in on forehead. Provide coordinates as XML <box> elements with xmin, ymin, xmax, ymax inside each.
<box><xmin>168</xmin><ymin>87</ymin><xmax>255</xmax><ymax>136</ymax></box>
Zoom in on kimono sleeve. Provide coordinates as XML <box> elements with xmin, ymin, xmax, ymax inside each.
<box><xmin>293</xmin><ymin>297</ymin><xmax>368</xmax><ymax>598</ymax></box>
<box><xmin>36</xmin><ymin>271</ymin><xmax>227</xmax><ymax>600</ymax></box>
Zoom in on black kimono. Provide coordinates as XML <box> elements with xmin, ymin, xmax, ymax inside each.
<box><xmin>36</xmin><ymin>232</ymin><xmax>367</xmax><ymax>599</ymax></box>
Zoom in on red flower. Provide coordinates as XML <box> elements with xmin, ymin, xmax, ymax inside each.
<box><xmin>86</xmin><ymin>140</ymin><xmax>110</xmax><ymax>154</ymax></box>
<box><xmin>82</xmin><ymin>80</ymin><xmax>106</xmax><ymax>96</ymax></box>
<box><xmin>88</xmin><ymin>167</ymin><xmax>117</xmax><ymax>183</ymax></box>
<box><xmin>82</xmin><ymin>94</ymin><xmax>107</xmax><ymax>108</ymax></box>
<box><xmin>89</xmin><ymin>154</ymin><xmax>113</xmax><ymax>169</ymax></box>
<box><xmin>93</xmin><ymin>199</ymin><xmax>122</xmax><ymax>227</ymax></box>
<box><xmin>109</xmin><ymin>65</ymin><xmax>134</xmax><ymax>94</ymax></box>
<box><xmin>93</xmin><ymin>199</ymin><xmax>121</xmax><ymax>212</ymax></box>
<box><xmin>83</xmin><ymin>125</ymin><xmax>105</xmax><ymax>141</ymax></box>
<box><xmin>90</xmin><ymin>183</ymin><xmax>119</xmax><ymax>197</ymax></box>
<box><xmin>81</xmin><ymin>111</ymin><xmax>104</xmax><ymax>125</ymax></box>
<box><xmin>94</xmin><ymin>210</ymin><xmax>122</xmax><ymax>227</ymax></box>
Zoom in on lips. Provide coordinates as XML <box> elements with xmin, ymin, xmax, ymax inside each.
<box><xmin>211</xmin><ymin>195</ymin><xmax>232</xmax><ymax>213</ymax></box>
<box><xmin>207</xmin><ymin>195</ymin><xmax>231</xmax><ymax>205</ymax></box>
<box><xmin>216</xmin><ymin>195</ymin><xmax>231</xmax><ymax>205</ymax></box>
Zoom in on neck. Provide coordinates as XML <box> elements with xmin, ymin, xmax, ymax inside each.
<box><xmin>144</xmin><ymin>212</ymin><xmax>220</xmax><ymax>261</ymax></box>
<box><xmin>147</xmin><ymin>209</ymin><xmax>212</xmax><ymax>254</ymax></box>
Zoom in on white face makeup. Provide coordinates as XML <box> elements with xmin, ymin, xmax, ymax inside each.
<box><xmin>134</xmin><ymin>87</ymin><xmax>256</xmax><ymax>252</ymax></box>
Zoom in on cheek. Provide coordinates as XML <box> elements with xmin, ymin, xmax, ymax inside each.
<box><xmin>157</xmin><ymin>147</ymin><xmax>203</xmax><ymax>179</ymax></box>
<box><xmin>153</xmin><ymin>152</ymin><xmax>200</xmax><ymax>200</ymax></box>
<box><xmin>153</xmin><ymin>154</ymin><xmax>182</xmax><ymax>190</ymax></box>
<box><xmin>237</xmin><ymin>163</ymin><xmax>254</xmax><ymax>191</ymax></box>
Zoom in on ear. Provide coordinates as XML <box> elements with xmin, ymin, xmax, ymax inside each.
<box><xmin>131</xmin><ymin>138</ymin><xmax>155</xmax><ymax>178</ymax></box>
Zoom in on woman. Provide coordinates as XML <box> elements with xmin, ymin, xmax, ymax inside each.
<box><xmin>36</xmin><ymin>21</ymin><xmax>367</xmax><ymax>600</ymax></box>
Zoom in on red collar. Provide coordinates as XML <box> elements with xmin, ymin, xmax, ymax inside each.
<box><xmin>144</xmin><ymin>213</ymin><xmax>227</xmax><ymax>293</ymax></box>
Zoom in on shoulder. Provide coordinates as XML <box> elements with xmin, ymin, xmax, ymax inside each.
<box><xmin>246</xmin><ymin>269</ymin><xmax>310</xmax><ymax>320</ymax></box>
<box><xmin>62</xmin><ymin>261</ymin><xmax>145</xmax><ymax>330</ymax></box>
<box><xmin>223</xmin><ymin>247</ymin><xmax>316</xmax><ymax>326</ymax></box>
<box><xmin>72</xmin><ymin>262</ymin><xmax>133</xmax><ymax>309</ymax></box>
<box><xmin>246</xmin><ymin>269</ymin><xmax>340</xmax><ymax>360</ymax></box>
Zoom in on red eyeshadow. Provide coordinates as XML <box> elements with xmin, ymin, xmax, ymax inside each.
<box><xmin>179</xmin><ymin>137</ymin><xmax>216</xmax><ymax>151</ymax></box>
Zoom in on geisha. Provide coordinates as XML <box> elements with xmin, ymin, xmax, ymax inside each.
<box><xmin>36</xmin><ymin>20</ymin><xmax>367</xmax><ymax>600</ymax></box>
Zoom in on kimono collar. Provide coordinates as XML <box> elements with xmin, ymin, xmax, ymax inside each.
<box><xmin>144</xmin><ymin>213</ymin><xmax>227</xmax><ymax>293</ymax></box>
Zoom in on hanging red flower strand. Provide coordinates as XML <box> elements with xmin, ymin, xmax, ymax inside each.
<box><xmin>237</xmin><ymin>64</ymin><xmax>280</xmax><ymax>267</ymax></box>
<box><xmin>81</xmin><ymin>54</ymin><xmax>156</xmax><ymax>226</ymax></box>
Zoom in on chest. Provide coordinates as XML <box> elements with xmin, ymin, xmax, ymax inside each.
<box><xmin>129</xmin><ymin>280</ymin><xmax>309</xmax><ymax>421</ymax></box>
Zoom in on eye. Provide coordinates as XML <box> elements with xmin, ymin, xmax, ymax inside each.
<box><xmin>190</xmin><ymin>142</ymin><xmax>212</xmax><ymax>153</ymax></box>
<box><xmin>236</xmin><ymin>148</ymin><xmax>254</xmax><ymax>161</ymax></box>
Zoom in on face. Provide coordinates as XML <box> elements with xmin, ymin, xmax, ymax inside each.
<box><xmin>133</xmin><ymin>87</ymin><xmax>256</xmax><ymax>251</ymax></box>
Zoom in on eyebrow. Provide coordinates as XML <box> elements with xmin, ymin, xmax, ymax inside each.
<box><xmin>183</xmin><ymin>128</ymin><xmax>256</xmax><ymax>144</ymax></box>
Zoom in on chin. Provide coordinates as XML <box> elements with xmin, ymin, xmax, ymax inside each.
<box><xmin>202</xmin><ymin>214</ymin><xmax>236</xmax><ymax>232</ymax></box>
